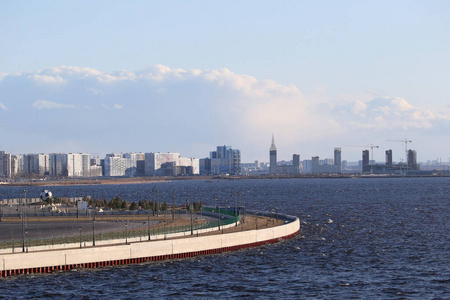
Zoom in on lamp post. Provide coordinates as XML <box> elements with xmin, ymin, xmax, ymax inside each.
<box><xmin>255</xmin><ymin>208</ymin><xmax>258</xmax><ymax>230</ymax></box>
<box><xmin>147</xmin><ymin>214</ymin><xmax>151</xmax><ymax>240</ymax></box>
<box><xmin>215</xmin><ymin>195</ymin><xmax>220</xmax><ymax>231</ymax></box>
<box><xmin>76</xmin><ymin>191</ymin><xmax>79</xmax><ymax>219</ymax></box>
<box><xmin>234</xmin><ymin>191</ymin><xmax>238</xmax><ymax>227</ymax></box>
<box><xmin>125</xmin><ymin>223</ymin><xmax>128</xmax><ymax>244</ymax></box>
<box><xmin>163</xmin><ymin>220</ymin><xmax>166</xmax><ymax>240</ymax></box>
<box><xmin>196</xmin><ymin>217</ymin><xmax>198</xmax><ymax>237</ymax></box>
<box><xmin>156</xmin><ymin>189</ymin><xmax>159</xmax><ymax>217</ymax></box>
<box><xmin>241</xmin><ymin>193</ymin><xmax>246</xmax><ymax>224</ymax></box>
<box><xmin>25</xmin><ymin>229</ymin><xmax>28</xmax><ymax>252</ymax></box>
<box><xmin>190</xmin><ymin>205</ymin><xmax>193</xmax><ymax>236</ymax></box>
<box><xmin>21</xmin><ymin>190</ymin><xmax>28</xmax><ymax>253</ymax></box>
<box><xmin>92</xmin><ymin>219</ymin><xmax>96</xmax><ymax>246</ymax></box>
<box><xmin>79</xmin><ymin>227</ymin><xmax>82</xmax><ymax>248</ymax></box>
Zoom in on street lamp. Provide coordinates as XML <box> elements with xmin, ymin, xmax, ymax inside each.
<box><xmin>147</xmin><ymin>214</ymin><xmax>151</xmax><ymax>240</ymax></box>
<box><xmin>25</xmin><ymin>229</ymin><xmax>28</xmax><ymax>253</ymax></box>
<box><xmin>92</xmin><ymin>219</ymin><xmax>96</xmax><ymax>246</ymax></box>
<box><xmin>215</xmin><ymin>195</ymin><xmax>221</xmax><ymax>232</ymax></box>
<box><xmin>190</xmin><ymin>206</ymin><xmax>193</xmax><ymax>235</ymax></box>
<box><xmin>125</xmin><ymin>223</ymin><xmax>128</xmax><ymax>244</ymax></box>
<box><xmin>21</xmin><ymin>191</ymin><xmax>27</xmax><ymax>252</ymax></box>
<box><xmin>196</xmin><ymin>217</ymin><xmax>198</xmax><ymax>237</ymax></box>
<box><xmin>79</xmin><ymin>227</ymin><xmax>82</xmax><ymax>248</ymax></box>
<box><xmin>76</xmin><ymin>191</ymin><xmax>79</xmax><ymax>219</ymax></box>
<box><xmin>234</xmin><ymin>191</ymin><xmax>238</xmax><ymax>227</ymax></box>
<box><xmin>163</xmin><ymin>220</ymin><xmax>166</xmax><ymax>240</ymax></box>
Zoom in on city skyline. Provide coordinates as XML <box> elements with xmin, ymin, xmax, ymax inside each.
<box><xmin>1</xmin><ymin>1</ymin><xmax>449</xmax><ymax>162</ymax></box>
<box><xmin>0</xmin><ymin>143</ymin><xmax>442</xmax><ymax>165</ymax></box>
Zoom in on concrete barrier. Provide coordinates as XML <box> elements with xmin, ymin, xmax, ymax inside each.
<box><xmin>0</xmin><ymin>213</ymin><xmax>299</xmax><ymax>277</ymax></box>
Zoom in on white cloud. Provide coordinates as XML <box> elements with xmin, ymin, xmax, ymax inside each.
<box><xmin>351</xmin><ymin>100</ymin><xmax>367</xmax><ymax>116</ymax></box>
<box><xmin>31</xmin><ymin>74</ymin><xmax>66</xmax><ymax>85</ymax></box>
<box><xmin>332</xmin><ymin>96</ymin><xmax>448</xmax><ymax>131</ymax></box>
<box><xmin>32</xmin><ymin>100</ymin><xmax>76</xmax><ymax>109</ymax></box>
<box><xmin>392</xmin><ymin>97</ymin><xmax>414</xmax><ymax>111</ymax></box>
<box><xmin>0</xmin><ymin>65</ymin><xmax>448</xmax><ymax>161</ymax></box>
<box><xmin>101</xmin><ymin>104</ymin><xmax>123</xmax><ymax>109</ymax></box>
<box><xmin>86</xmin><ymin>87</ymin><xmax>104</xmax><ymax>95</ymax></box>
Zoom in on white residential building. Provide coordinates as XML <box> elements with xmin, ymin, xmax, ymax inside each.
<box><xmin>49</xmin><ymin>154</ymin><xmax>68</xmax><ymax>177</ymax></box>
<box><xmin>145</xmin><ymin>152</ymin><xmax>200</xmax><ymax>176</ymax></box>
<box><xmin>67</xmin><ymin>153</ymin><xmax>90</xmax><ymax>177</ymax></box>
<box><xmin>0</xmin><ymin>151</ymin><xmax>13</xmax><ymax>178</ymax></box>
<box><xmin>104</xmin><ymin>153</ymin><xmax>144</xmax><ymax>177</ymax></box>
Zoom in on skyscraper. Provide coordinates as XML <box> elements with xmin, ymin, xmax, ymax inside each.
<box><xmin>385</xmin><ymin>149</ymin><xmax>393</xmax><ymax>166</ymax></box>
<box><xmin>209</xmin><ymin>145</ymin><xmax>241</xmax><ymax>175</ymax></box>
<box><xmin>362</xmin><ymin>150</ymin><xmax>370</xmax><ymax>173</ymax></box>
<box><xmin>293</xmin><ymin>154</ymin><xmax>300</xmax><ymax>167</ymax></box>
<box><xmin>334</xmin><ymin>147</ymin><xmax>342</xmax><ymax>173</ymax></box>
<box><xmin>407</xmin><ymin>149</ymin><xmax>418</xmax><ymax>170</ymax></box>
<box><xmin>269</xmin><ymin>135</ymin><xmax>277</xmax><ymax>174</ymax></box>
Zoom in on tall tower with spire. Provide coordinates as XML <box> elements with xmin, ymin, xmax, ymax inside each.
<box><xmin>269</xmin><ymin>134</ymin><xmax>277</xmax><ymax>174</ymax></box>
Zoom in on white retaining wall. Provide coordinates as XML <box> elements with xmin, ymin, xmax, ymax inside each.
<box><xmin>1</xmin><ymin>215</ymin><xmax>299</xmax><ymax>272</ymax></box>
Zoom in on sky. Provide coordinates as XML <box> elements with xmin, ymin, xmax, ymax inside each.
<box><xmin>1</xmin><ymin>0</ymin><xmax>449</xmax><ymax>163</ymax></box>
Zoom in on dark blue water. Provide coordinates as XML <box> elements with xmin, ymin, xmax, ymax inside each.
<box><xmin>0</xmin><ymin>177</ymin><xmax>449</xmax><ymax>299</ymax></box>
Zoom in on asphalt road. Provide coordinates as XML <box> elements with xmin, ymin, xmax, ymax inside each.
<box><xmin>0</xmin><ymin>220</ymin><xmax>155</xmax><ymax>242</ymax></box>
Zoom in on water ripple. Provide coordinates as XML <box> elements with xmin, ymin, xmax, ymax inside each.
<box><xmin>1</xmin><ymin>177</ymin><xmax>449</xmax><ymax>299</ymax></box>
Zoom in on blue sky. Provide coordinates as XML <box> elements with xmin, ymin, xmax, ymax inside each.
<box><xmin>1</xmin><ymin>1</ymin><xmax>449</xmax><ymax>162</ymax></box>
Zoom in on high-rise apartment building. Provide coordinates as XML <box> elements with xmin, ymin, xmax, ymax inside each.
<box><xmin>67</xmin><ymin>153</ymin><xmax>90</xmax><ymax>177</ymax></box>
<box><xmin>30</xmin><ymin>154</ymin><xmax>50</xmax><ymax>175</ymax></box>
<box><xmin>103</xmin><ymin>153</ymin><xmax>144</xmax><ymax>177</ymax></box>
<box><xmin>48</xmin><ymin>153</ymin><xmax>90</xmax><ymax>177</ymax></box>
<box><xmin>0</xmin><ymin>151</ymin><xmax>13</xmax><ymax>178</ymax></box>
<box><xmin>385</xmin><ymin>149</ymin><xmax>393</xmax><ymax>166</ymax></box>
<box><xmin>199</xmin><ymin>158</ymin><xmax>211</xmax><ymax>175</ymax></box>
<box><xmin>334</xmin><ymin>148</ymin><xmax>342</xmax><ymax>173</ymax></box>
<box><xmin>104</xmin><ymin>155</ymin><xmax>131</xmax><ymax>177</ymax></box>
<box><xmin>407</xmin><ymin>149</ymin><xmax>418</xmax><ymax>170</ymax></box>
<box><xmin>362</xmin><ymin>150</ymin><xmax>370</xmax><ymax>173</ymax></box>
<box><xmin>49</xmin><ymin>154</ymin><xmax>68</xmax><ymax>177</ymax></box>
<box><xmin>275</xmin><ymin>154</ymin><xmax>301</xmax><ymax>174</ymax></box>
<box><xmin>145</xmin><ymin>153</ymin><xmax>200</xmax><ymax>176</ymax></box>
<box><xmin>209</xmin><ymin>145</ymin><xmax>241</xmax><ymax>175</ymax></box>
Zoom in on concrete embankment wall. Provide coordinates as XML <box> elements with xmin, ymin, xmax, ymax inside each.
<box><xmin>0</xmin><ymin>214</ymin><xmax>299</xmax><ymax>277</ymax></box>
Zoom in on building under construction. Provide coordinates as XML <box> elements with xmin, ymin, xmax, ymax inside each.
<box><xmin>362</xmin><ymin>149</ymin><xmax>420</xmax><ymax>174</ymax></box>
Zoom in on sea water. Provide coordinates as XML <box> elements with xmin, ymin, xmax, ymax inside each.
<box><xmin>0</xmin><ymin>177</ymin><xmax>448</xmax><ymax>299</ymax></box>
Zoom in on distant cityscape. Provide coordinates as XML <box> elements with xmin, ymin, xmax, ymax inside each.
<box><xmin>0</xmin><ymin>136</ymin><xmax>448</xmax><ymax>181</ymax></box>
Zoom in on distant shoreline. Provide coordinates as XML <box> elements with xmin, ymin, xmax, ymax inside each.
<box><xmin>2</xmin><ymin>173</ymin><xmax>449</xmax><ymax>187</ymax></box>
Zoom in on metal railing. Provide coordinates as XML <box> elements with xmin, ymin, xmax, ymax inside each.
<box><xmin>1</xmin><ymin>207</ymin><xmax>241</xmax><ymax>252</ymax></box>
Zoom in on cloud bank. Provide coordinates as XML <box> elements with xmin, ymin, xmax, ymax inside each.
<box><xmin>32</xmin><ymin>100</ymin><xmax>76</xmax><ymax>109</ymax></box>
<box><xmin>0</xmin><ymin>65</ymin><xmax>448</xmax><ymax>161</ymax></box>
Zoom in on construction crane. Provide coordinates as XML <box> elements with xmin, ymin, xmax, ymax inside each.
<box><xmin>386</xmin><ymin>139</ymin><xmax>412</xmax><ymax>164</ymax></box>
<box><xmin>347</xmin><ymin>145</ymin><xmax>379</xmax><ymax>162</ymax></box>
